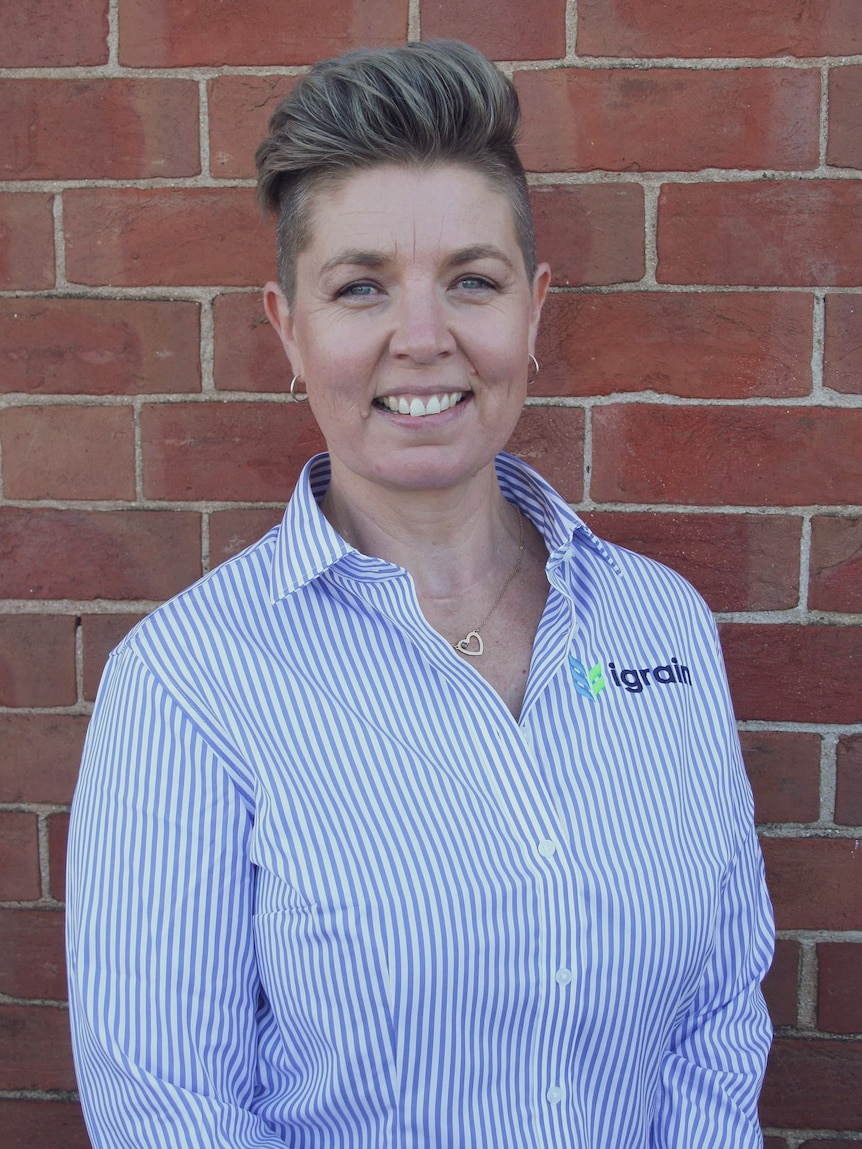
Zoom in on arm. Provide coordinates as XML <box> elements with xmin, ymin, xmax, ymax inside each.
<box><xmin>66</xmin><ymin>646</ymin><xmax>284</xmax><ymax>1148</ymax></box>
<box><xmin>650</xmin><ymin>815</ymin><xmax>774</xmax><ymax>1147</ymax></box>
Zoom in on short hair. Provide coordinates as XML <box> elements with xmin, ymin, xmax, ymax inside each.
<box><xmin>255</xmin><ymin>40</ymin><xmax>536</xmax><ymax>304</ymax></box>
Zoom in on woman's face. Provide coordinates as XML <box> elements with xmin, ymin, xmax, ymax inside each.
<box><xmin>265</xmin><ymin>163</ymin><xmax>550</xmax><ymax>500</ymax></box>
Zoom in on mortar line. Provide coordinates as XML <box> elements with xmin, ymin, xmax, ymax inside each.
<box><xmin>3</xmin><ymin>54</ymin><xmax>862</xmax><ymax>82</ymax></box>
<box><xmin>565</xmin><ymin>0</ymin><xmax>579</xmax><ymax>60</ymax></box>
<box><xmin>799</xmin><ymin>512</ymin><xmax>812</xmax><ymax>612</ymax></box>
<box><xmin>819</xmin><ymin>732</ymin><xmax>839</xmax><ymax>825</ymax></box>
<box><xmin>199</xmin><ymin>293</ymin><xmax>216</xmax><ymax>393</ymax></box>
<box><xmin>133</xmin><ymin>398</ymin><xmax>144</xmax><ymax>502</ymax></box>
<box><xmin>74</xmin><ymin>615</ymin><xmax>84</xmax><ymax>707</ymax></box>
<box><xmin>798</xmin><ymin>939</ymin><xmax>818</xmax><ymax>1028</ymax></box>
<box><xmin>820</xmin><ymin>63</ymin><xmax>830</xmax><ymax>168</ymax></box>
<box><xmin>36</xmin><ymin>813</ymin><xmax>52</xmax><ymax>902</ymax></box>
<box><xmin>198</xmin><ymin>77</ymin><xmax>211</xmax><ymax>180</ymax></box>
<box><xmin>407</xmin><ymin>0</ymin><xmax>421</xmax><ymax>41</ymax></box>
<box><xmin>642</xmin><ymin>181</ymin><xmax>659</xmax><ymax>283</ymax></box>
<box><xmin>811</xmin><ymin>290</ymin><xmax>826</xmax><ymax>394</ymax></box>
<box><xmin>107</xmin><ymin>0</ymin><xmax>120</xmax><ymax>70</ymax></box>
<box><xmin>201</xmin><ymin>510</ymin><xmax>211</xmax><ymax>575</ymax></box>
<box><xmin>51</xmin><ymin>192</ymin><xmax>66</xmax><ymax>288</ymax></box>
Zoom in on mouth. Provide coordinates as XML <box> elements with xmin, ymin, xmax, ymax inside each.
<box><xmin>373</xmin><ymin>391</ymin><xmax>468</xmax><ymax>418</ymax></box>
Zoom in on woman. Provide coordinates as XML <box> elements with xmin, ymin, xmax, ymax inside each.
<box><xmin>67</xmin><ymin>41</ymin><xmax>773</xmax><ymax>1148</ymax></box>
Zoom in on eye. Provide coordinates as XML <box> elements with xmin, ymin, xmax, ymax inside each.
<box><xmin>336</xmin><ymin>281</ymin><xmax>381</xmax><ymax>300</ymax></box>
<box><xmin>454</xmin><ymin>274</ymin><xmax>496</xmax><ymax>291</ymax></box>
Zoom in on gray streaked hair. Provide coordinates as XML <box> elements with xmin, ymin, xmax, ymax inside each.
<box><xmin>255</xmin><ymin>40</ymin><xmax>536</xmax><ymax>304</ymax></box>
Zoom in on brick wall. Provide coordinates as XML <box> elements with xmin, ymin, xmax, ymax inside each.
<box><xmin>0</xmin><ymin>0</ymin><xmax>860</xmax><ymax>1144</ymax></box>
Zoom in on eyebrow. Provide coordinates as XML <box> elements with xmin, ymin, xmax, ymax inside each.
<box><xmin>319</xmin><ymin>245</ymin><xmax>516</xmax><ymax>276</ymax></box>
<box><xmin>445</xmin><ymin>245</ymin><xmax>516</xmax><ymax>271</ymax></box>
<box><xmin>319</xmin><ymin>250</ymin><xmax>387</xmax><ymax>275</ymax></box>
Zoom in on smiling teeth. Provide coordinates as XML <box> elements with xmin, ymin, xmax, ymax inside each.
<box><xmin>380</xmin><ymin>392</ymin><xmax>464</xmax><ymax>417</ymax></box>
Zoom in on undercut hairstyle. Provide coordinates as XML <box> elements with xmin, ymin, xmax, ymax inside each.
<box><xmin>255</xmin><ymin>40</ymin><xmax>536</xmax><ymax>304</ymax></box>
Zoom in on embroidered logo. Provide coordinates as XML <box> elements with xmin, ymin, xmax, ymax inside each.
<box><xmin>569</xmin><ymin>656</ymin><xmax>693</xmax><ymax>698</ymax></box>
<box><xmin>608</xmin><ymin>658</ymin><xmax>691</xmax><ymax>693</ymax></box>
<box><xmin>568</xmin><ymin>657</ymin><xmax>607</xmax><ymax>699</ymax></box>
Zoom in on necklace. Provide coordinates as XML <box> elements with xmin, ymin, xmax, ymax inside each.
<box><xmin>453</xmin><ymin>508</ymin><xmax>524</xmax><ymax>658</ymax></box>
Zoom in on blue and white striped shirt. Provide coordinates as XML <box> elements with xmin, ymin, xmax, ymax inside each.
<box><xmin>67</xmin><ymin>452</ymin><xmax>773</xmax><ymax>1149</ymax></box>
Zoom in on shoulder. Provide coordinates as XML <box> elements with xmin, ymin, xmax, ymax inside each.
<box><xmin>119</xmin><ymin>524</ymin><xmax>283</xmax><ymax>671</ymax></box>
<box><xmin>572</xmin><ymin>530</ymin><xmax>716</xmax><ymax>631</ymax></box>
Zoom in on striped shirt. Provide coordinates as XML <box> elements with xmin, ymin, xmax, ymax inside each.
<box><xmin>67</xmin><ymin>452</ymin><xmax>774</xmax><ymax>1149</ymax></box>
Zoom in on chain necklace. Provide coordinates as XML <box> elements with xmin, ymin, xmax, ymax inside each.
<box><xmin>453</xmin><ymin>508</ymin><xmax>524</xmax><ymax>658</ymax></box>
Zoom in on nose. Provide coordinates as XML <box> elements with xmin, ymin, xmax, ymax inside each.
<box><xmin>388</xmin><ymin>280</ymin><xmax>456</xmax><ymax>364</ymax></box>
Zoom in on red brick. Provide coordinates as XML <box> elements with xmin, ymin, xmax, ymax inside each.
<box><xmin>0</xmin><ymin>406</ymin><xmax>135</xmax><ymax>500</ymax></box>
<box><xmin>591</xmin><ymin>406</ymin><xmax>862</xmax><ymax>507</ymax></box>
<box><xmin>536</xmin><ymin>292</ymin><xmax>813</xmax><ymax>398</ymax></box>
<box><xmin>0</xmin><ymin>79</ymin><xmax>199</xmax><ymax>181</ymax></box>
<box><xmin>213</xmin><ymin>292</ymin><xmax>291</xmax><ymax>392</ymax></box>
<box><xmin>824</xmin><ymin>294</ymin><xmax>862</xmax><ymax>394</ymax></box>
<box><xmin>0</xmin><ymin>297</ymin><xmax>201</xmax><ymax>397</ymax></box>
<box><xmin>142</xmin><ymin>401</ymin><xmax>325</xmax><ymax>501</ymax></box>
<box><xmin>517</xmin><ymin>68</ymin><xmax>818</xmax><ymax>173</ymax></box>
<box><xmin>761</xmin><ymin>838</ymin><xmax>862</xmax><ymax>931</ymax></box>
<box><xmin>577</xmin><ymin>0</ymin><xmax>862</xmax><ymax>58</ymax></box>
<box><xmin>0</xmin><ymin>615</ymin><xmax>76</xmax><ymax>707</ymax></box>
<box><xmin>828</xmin><ymin>66</ymin><xmax>862</xmax><ymax>169</ymax></box>
<box><xmin>0</xmin><ymin>1099</ymin><xmax>90</xmax><ymax>1149</ymax></box>
<box><xmin>47</xmin><ymin>813</ymin><xmax>68</xmax><ymax>902</ymax></box>
<box><xmin>0</xmin><ymin>0</ymin><xmax>107</xmax><ymax>66</ymax></box>
<box><xmin>531</xmin><ymin>186</ymin><xmax>645</xmax><ymax>287</ymax></box>
<box><xmin>0</xmin><ymin>194</ymin><xmax>54</xmax><ymax>290</ymax></box>
<box><xmin>762</xmin><ymin>1141</ymin><xmax>787</xmax><ymax>1149</ymax></box>
<box><xmin>720</xmin><ymin>623</ymin><xmax>861</xmax><ymax>725</ymax></box>
<box><xmin>761</xmin><ymin>938</ymin><xmax>799</xmax><ymax>1028</ymax></box>
<box><xmin>739</xmin><ymin>731</ymin><xmax>821</xmax><ymax>824</ymax></box>
<box><xmin>0</xmin><ymin>909</ymin><xmax>66</xmax><ymax>1000</ymax></box>
<box><xmin>0</xmin><ymin>715</ymin><xmax>88</xmax><ymax>805</ymax></box>
<box><xmin>809</xmin><ymin>516</ymin><xmax>862</xmax><ymax>613</ymax></box>
<box><xmin>0</xmin><ymin>814</ymin><xmax>40</xmax><ymax>901</ymax></box>
<box><xmin>64</xmin><ymin>189</ymin><xmax>275</xmax><ymax>288</ymax></box>
<box><xmin>82</xmin><ymin>613</ymin><xmax>145</xmax><ymax>701</ymax></box>
<box><xmin>0</xmin><ymin>1005</ymin><xmax>75</xmax><ymax>1090</ymax></box>
<box><xmin>210</xmin><ymin>509</ymin><xmax>285</xmax><ymax>569</ymax></box>
<box><xmin>835</xmin><ymin>735</ymin><xmax>862</xmax><ymax>826</ymax></box>
<box><xmin>209</xmin><ymin>75</ymin><xmax>300</xmax><ymax>179</ymax></box>
<box><xmin>507</xmin><ymin>408</ymin><xmax>585</xmax><ymax>502</ymax></box>
<box><xmin>423</xmin><ymin>0</ymin><xmax>565</xmax><ymax>60</ymax></box>
<box><xmin>760</xmin><ymin>1037</ymin><xmax>862</xmax><ymax>1129</ymax></box>
<box><xmin>818</xmin><ymin>943</ymin><xmax>862</xmax><ymax>1033</ymax></box>
<box><xmin>119</xmin><ymin>0</ymin><xmax>408</xmax><ymax>66</ymax></box>
<box><xmin>658</xmin><ymin>182</ymin><xmax>862</xmax><ymax>287</ymax></box>
<box><xmin>0</xmin><ymin>508</ymin><xmax>201</xmax><ymax>601</ymax></box>
<box><xmin>585</xmin><ymin>512</ymin><xmax>800</xmax><ymax>612</ymax></box>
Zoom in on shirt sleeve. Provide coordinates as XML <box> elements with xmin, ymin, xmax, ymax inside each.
<box><xmin>66</xmin><ymin>644</ymin><xmax>283</xmax><ymax>1148</ymax></box>
<box><xmin>650</xmin><ymin>786</ymin><xmax>775</xmax><ymax>1146</ymax></box>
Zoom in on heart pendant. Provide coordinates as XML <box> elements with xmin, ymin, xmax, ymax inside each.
<box><xmin>455</xmin><ymin>630</ymin><xmax>483</xmax><ymax>657</ymax></box>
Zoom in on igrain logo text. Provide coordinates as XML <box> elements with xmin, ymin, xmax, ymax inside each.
<box><xmin>569</xmin><ymin>656</ymin><xmax>693</xmax><ymax>699</ymax></box>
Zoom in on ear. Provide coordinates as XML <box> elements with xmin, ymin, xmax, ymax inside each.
<box><xmin>263</xmin><ymin>281</ymin><xmax>304</xmax><ymax>379</ymax></box>
<box><xmin>528</xmin><ymin>262</ymin><xmax>551</xmax><ymax>352</ymax></box>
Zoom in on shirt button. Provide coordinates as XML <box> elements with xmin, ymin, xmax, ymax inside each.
<box><xmin>546</xmin><ymin>1086</ymin><xmax>564</xmax><ymax>1104</ymax></box>
<box><xmin>555</xmin><ymin>967</ymin><xmax>573</xmax><ymax>985</ymax></box>
<box><xmin>537</xmin><ymin>839</ymin><xmax>557</xmax><ymax>858</ymax></box>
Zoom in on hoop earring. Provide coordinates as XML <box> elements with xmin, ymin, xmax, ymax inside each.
<box><xmin>527</xmin><ymin>354</ymin><xmax>540</xmax><ymax>386</ymax></box>
<box><xmin>289</xmin><ymin>374</ymin><xmax>308</xmax><ymax>402</ymax></box>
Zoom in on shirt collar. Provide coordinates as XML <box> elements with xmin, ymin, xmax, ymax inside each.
<box><xmin>270</xmin><ymin>451</ymin><xmax>619</xmax><ymax>602</ymax></box>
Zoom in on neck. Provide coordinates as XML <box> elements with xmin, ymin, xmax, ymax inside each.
<box><xmin>320</xmin><ymin>460</ymin><xmax>517</xmax><ymax>601</ymax></box>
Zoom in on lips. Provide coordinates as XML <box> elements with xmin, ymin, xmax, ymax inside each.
<box><xmin>375</xmin><ymin>391</ymin><xmax>466</xmax><ymax>418</ymax></box>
